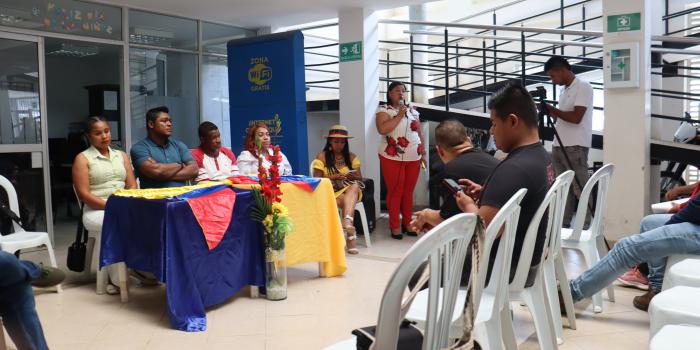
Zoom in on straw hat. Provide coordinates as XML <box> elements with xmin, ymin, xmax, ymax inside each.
<box><xmin>324</xmin><ymin>125</ymin><xmax>353</xmax><ymax>138</ymax></box>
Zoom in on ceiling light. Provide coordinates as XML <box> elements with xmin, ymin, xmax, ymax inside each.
<box><xmin>46</xmin><ymin>43</ymin><xmax>99</xmax><ymax>57</ymax></box>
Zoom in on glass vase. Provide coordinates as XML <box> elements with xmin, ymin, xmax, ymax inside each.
<box><xmin>264</xmin><ymin>247</ymin><xmax>287</xmax><ymax>301</ymax></box>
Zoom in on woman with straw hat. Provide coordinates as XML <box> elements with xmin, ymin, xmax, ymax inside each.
<box><xmin>311</xmin><ymin>125</ymin><xmax>364</xmax><ymax>254</ymax></box>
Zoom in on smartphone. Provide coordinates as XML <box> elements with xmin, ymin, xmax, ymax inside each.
<box><xmin>442</xmin><ymin>178</ymin><xmax>463</xmax><ymax>195</ymax></box>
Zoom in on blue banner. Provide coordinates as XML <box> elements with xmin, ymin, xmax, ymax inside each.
<box><xmin>227</xmin><ymin>31</ymin><xmax>309</xmax><ymax>174</ymax></box>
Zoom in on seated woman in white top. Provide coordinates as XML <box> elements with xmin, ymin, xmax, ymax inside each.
<box><xmin>72</xmin><ymin>116</ymin><xmax>137</xmax><ymax>295</ymax></box>
<box><xmin>237</xmin><ymin>122</ymin><xmax>293</xmax><ymax>176</ymax></box>
<box><xmin>191</xmin><ymin>121</ymin><xmax>239</xmax><ymax>182</ymax></box>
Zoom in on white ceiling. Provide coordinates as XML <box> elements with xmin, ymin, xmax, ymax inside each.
<box><xmin>99</xmin><ymin>0</ymin><xmax>431</xmax><ymax>29</ymax></box>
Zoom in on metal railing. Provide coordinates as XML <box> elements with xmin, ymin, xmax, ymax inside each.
<box><xmin>301</xmin><ymin>0</ymin><xmax>700</xmax><ymax>126</ymax></box>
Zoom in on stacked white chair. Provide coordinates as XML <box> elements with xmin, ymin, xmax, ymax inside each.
<box><xmin>661</xmin><ymin>254</ymin><xmax>700</xmax><ymax>291</ymax></box>
<box><xmin>323</xmin><ymin>213</ymin><xmax>478</xmax><ymax>350</ymax></box>
<box><xmin>541</xmin><ymin>171</ymin><xmax>576</xmax><ymax>343</ymax></box>
<box><xmin>309</xmin><ymin>163</ymin><xmax>371</xmax><ymax>248</ymax></box>
<box><xmin>560</xmin><ymin>164</ymin><xmax>615</xmax><ymax>313</ymax></box>
<box><xmin>502</xmin><ymin>174</ymin><xmax>573</xmax><ymax>350</ymax></box>
<box><xmin>0</xmin><ymin>175</ymin><xmax>61</xmax><ymax>293</ymax></box>
<box><xmin>649</xmin><ymin>324</ymin><xmax>700</xmax><ymax>350</ymax></box>
<box><xmin>649</xmin><ymin>286</ymin><xmax>700</xmax><ymax>338</ymax></box>
<box><xmin>406</xmin><ymin>189</ymin><xmax>527</xmax><ymax>348</ymax></box>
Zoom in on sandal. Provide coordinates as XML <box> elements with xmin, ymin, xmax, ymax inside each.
<box><xmin>343</xmin><ymin>216</ymin><xmax>359</xmax><ymax>255</ymax></box>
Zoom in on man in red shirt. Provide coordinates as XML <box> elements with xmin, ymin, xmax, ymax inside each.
<box><xmin>191</xmin><ymin>122</ymin><xmax>239</xmax><ymax>182</ymax></box>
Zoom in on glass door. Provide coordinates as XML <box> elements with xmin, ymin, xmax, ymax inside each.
<box><xmin>0</xmin><ymin>31</ymin><xmax>53</xmax><ymax>240</ymax></box>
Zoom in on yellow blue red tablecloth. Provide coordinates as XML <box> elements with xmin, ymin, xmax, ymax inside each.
<box><xmin>100</xmin><ymin>176</ymin><xmax>347</xmax><ymax>331</ymax></box>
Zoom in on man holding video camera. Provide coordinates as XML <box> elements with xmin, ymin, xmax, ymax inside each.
<box><xmin>541</xmin><ymin>56</ymin><xmax>594</xmax><ymax>227</ymax></box>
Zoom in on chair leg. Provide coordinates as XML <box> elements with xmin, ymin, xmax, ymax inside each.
<box><xmin>474</xmin><ymin>307</ymin><xmax>504</xmax><ymax>350</ymax></box>
<box><xmin>581</xmin><ymin>245</ymin><xmax>603</xmax><ymax>313</ymax></box>
<box><xmin>523</xmin><ymin>278</ymin><xmax>558</xmax><ymax>350</ymax></box>
<box><xmin>43</xmin><ymin>239</ymin><xmax>61</xmax><ymax>294</ymax></box>
<box><xmin>500</xmin><ymin>302</ymin><xmax>518</xmax><ymax>350</ymax></box>
<box><xmin>117</xmin><ymin>263</ymin><xmax>128</xmax><ymax>303</ymax></box>
<box><xmin>83</xmin><ymin>237</ymin><xmax>96</xmax><ymax>280</ymax></box>
<box><xmin>543</xmin><ymin>260</ymin><xmax>564</xmax><ymax>344</ymax></box>
<box><xmin>96</xmin><ymin>267</ymin><xmax>107</xmax><ymax>295</ymax></box>
<box><xmin>596</xmin><ymin>237</ymin><xmax>616</xmax><ymax>302</ymax></box>
<box><xmin>357</xmin><ymin>207</ymin><xmax>371</xmax><ymax>248</ymax></box>
<box><xmin>555</xmin><ymin>255</ymin><xmax>577</xmax><ymax>330</ymax></box>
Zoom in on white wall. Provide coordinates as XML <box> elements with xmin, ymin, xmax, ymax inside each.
<box><xmin>306</xmin><ymin>111</ymin><xmax>340</xmax><ymax>165</ymax></box>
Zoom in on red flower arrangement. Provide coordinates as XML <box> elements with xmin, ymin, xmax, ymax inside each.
<box><xmin>397</xmin><ymin>137</ymin><xmax>409</xmax><ymax>148</ymax></box>
<box><xmin>417</xmin><ymin>143</ymin><xmax>425</xmax><ymax>157</ymax></box>
<box><xmin>259</xmin><ymin>145</ymin><xmax>282</xmax><ymax>203</ymax></box>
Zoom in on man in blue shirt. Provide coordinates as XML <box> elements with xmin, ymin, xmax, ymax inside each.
<box><xmin>568</xmin><ymin>193</ymin><xmax>700</xmax><ymax>311</ymax></box>
<box><xmin>131</xmin><ymin>106</ymin><xmax>198</xmax><ymax>188</ymax></box>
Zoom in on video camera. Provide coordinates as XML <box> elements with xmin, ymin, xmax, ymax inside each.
<box><xmin>528</xmin><ymin>86</ymin><xmax>550</xmax><ymax>141</ymax></box>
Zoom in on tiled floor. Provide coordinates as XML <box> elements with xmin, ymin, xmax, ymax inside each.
<box><xmin>4</xmin><ymin>215</ymin><xmax>651</xmax><ymax>349</ymax></box>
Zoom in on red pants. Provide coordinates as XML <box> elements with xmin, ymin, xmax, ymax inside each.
<box><xmin>380</xmin><ymin>156</ymin><xmax>421</xmax><ymax>231</ymax></box>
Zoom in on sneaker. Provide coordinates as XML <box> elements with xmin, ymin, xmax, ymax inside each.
<box><xmin>632</xmin><ymin>290</ymin><xmax>658</xmax><ymax>312</ymax></box>
<box><xmin>616</xmin><ymin>267</ymin><xmax>649</xmax><ymax>291</ymax></box>
<box><xmin>31</xmin><ymin>264</ymin><xmax>65</xmax><ymax>288</ymax></box>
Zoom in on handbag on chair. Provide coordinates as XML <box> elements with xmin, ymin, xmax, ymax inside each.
<box><xmin>67</xmin><ymin>205</ymin><xmax>89</xmax><ymax>272</ymax></box>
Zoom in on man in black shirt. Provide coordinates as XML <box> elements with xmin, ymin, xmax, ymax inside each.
<box><xmin>410</xmin><ymin>120</ymin><xmax>498</xmax><ymax>233</ymax></box>
<box><xmin>456</xmin><ymin>83</ymin><xmax>555</xmax><ymax>285</ymax></box>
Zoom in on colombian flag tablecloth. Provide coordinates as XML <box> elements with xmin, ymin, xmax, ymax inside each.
<box><xmin>99</xmin><ymin>176</ymin><xmax>346</xmax><ymax>331</ymax></box>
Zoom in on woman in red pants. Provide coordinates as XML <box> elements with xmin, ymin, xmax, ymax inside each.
<box><xmin>375</xmin><ymin>81</ymin><xmax>426</xmax><ymax>239</ymax></box>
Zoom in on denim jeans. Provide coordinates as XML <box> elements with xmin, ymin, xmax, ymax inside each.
<box><xmin>0</xmin><ymin>251</ymin><xmax>48</xmax><ymax>350</ymax></box>
<box><xmin>570</xmin><ymin>215</ymin><xmax>700</xmax><ymax>302</ymax></box>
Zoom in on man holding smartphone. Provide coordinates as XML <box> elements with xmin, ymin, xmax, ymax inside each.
<box><xmin>409</xmin><ymin>120</ymin><xmax>498</xmax><ymax>233</ymax></box>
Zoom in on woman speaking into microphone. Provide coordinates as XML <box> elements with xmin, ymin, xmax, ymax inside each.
<box><xmin>375</xmin><ymin>81</ymin><xmax>426</xmax><ymax>240</ymax></box>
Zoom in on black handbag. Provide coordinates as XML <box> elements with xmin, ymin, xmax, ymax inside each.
<box><xmin>67</xmin><ymin>205</ymin><xmax>89</xmax><ymax>272</ymax></box>
<box><xmin>352</xmin><ymin>320</ymin><xmax>424</xmax><ymax>350</ymax></box>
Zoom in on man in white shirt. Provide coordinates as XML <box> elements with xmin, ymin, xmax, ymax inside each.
<box><xmin>542</xmin><ymin>56</ymin><xmax>594</xmax><ymax>226</ymax></box>
<box><xmin>191</xmin><ymin>122</ymin><xmax>239</xmax><ymax>182</ymax></box>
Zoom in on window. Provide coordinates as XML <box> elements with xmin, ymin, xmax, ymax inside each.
<box><xmin>202</xmin><ymin>55</ymin><xmax>232</xmax><ymax>147</ymax></box>
<box><xmin>202</xmin><ymin>22</ymin><xmax>255</xmax><ymax>55</ymax></box>
<box><xmin>128</xmin><ymin>10</ymin><xmax>197</xmax><ymax>50</ymax></box>
<box><xmin>129</xmin><ymin>48</ymin><xmax>199</xmax><ymax>147</ymax></box>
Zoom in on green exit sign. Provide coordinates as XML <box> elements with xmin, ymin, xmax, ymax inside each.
<box><xmin>339</xmin><ymin>41</ymin><xmax>362</xmax><ymax>62</ymax></box>
<box><xmin>607</xmin><ymin>13</ymin><xmax>641</xmax><ymax>33</ymax></box>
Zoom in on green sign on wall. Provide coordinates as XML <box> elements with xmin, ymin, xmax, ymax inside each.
<box><xmin>339</xmin><ymin>41</ymin><xmax>362</xmax><ymax>62</ymax></box>
<box><xmin>607</xmin><ymin>13</ymin><xmax>641</xmax><ymax>33</ymax></box>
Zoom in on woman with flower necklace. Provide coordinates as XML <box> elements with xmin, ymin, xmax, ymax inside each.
<box><xmin>311</xmin><ymin>125</ymin><xmax>363</xmax><ymax>254</ymax></box>
<box><xmin>375</xmin><ymin>81</ymin><xmax>426</xmax><ymax>240</ymax></box>
<box><xmin>238</xmin><ymin>122</ymin><xmax>293</xmax><ymax>176</ymax></box>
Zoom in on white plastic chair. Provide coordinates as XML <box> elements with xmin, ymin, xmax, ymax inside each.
<box><xmin>650</xmin><ymin>324</ymin><xmax>700</xmax><ymax>350</ymax></box>
<box><xmin>662</xmin><ymin>254</ymin><xmax>700</xmax><ymax>291</ymax></box>
<box><xmin>73</xmin><ymin>186</ymin><xmax>129</xmax><ymax>302</ymax></box>
<box><xmin>0</xmin><ymin>175</ymin><xmax>61</xmax><ymax>293</ymax></box>
<box><xmin>324</xmin><ymin>213</ymin><xmax>478</xmax><ymax>350</ymax></box>
<box><xmin>502</xmin><ymin>175</ymin><xmax>571</xmax><ymax>350</ymax></box>
<box><xmin>405</xmin><ymin>189</ymin><xmax>527</xmax><ymax>349</ymax></box>
<box><xmin>542</xmin><ymin>171</ymin><xmax>576</xmax><ymax>343</ymax></box>
<box><xmin>560</xmin><ymin>164</ymin><xmax>615</xmax><ymax>313</ymax></box>
<box><xmin>310</xmin><ymin>163</ymin><xmax>371</xmax><ymax>248</ymax></box>
<box><xmin>649</xmin><ymin>286</ymin><xmax>700</xmax><ymax>337</ymax></box>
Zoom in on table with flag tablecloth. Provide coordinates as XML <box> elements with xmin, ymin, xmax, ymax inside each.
<box><xmin>99</xmin><ymin>176</ymin><xmax>347</xmax><ymax>332</ymax></box>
